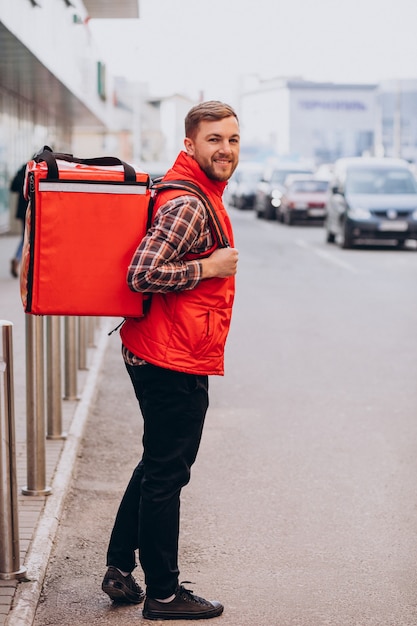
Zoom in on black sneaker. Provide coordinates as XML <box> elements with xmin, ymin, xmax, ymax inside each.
<box><xmin>102</xmin><ymin>566</ymin><xmax>145</xmax><ymax>604</ymax></box>
<box><xmin>143</xmin><ymin>584</ymin><xmax>224</xmax><ymax>620</ymax></box>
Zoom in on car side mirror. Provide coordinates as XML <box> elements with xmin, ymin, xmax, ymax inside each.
<box><xmin>332</xmin><ymin>185</ymin><xmax>343</xmax><ymax>195</ymax></box>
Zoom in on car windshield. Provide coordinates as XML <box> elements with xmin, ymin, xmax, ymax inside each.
<box><xmin>346</xmin><ymin>168</ymin><xmax>417</xmax><ymax>194</ymax></box>
<box><xmin>291</xmin><ymin>180</ymin><xmax>328</xmax><ymax>193</ymax></box>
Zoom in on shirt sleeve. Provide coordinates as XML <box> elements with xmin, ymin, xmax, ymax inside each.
<box><xmin>127</xmin><ymin>194</ymin><xmax>212</xmax><ymax>293</ymax></box>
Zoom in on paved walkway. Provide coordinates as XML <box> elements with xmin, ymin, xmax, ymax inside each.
<box><xmin>0</xmin><ymin>234</ymin><xmax>111</xmax><ymax>626</ymax></box>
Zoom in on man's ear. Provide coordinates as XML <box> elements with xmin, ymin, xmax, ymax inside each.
<box><xmin>184</xmin><ymin>137</ymin><xmax>195</xmax><ymax>157</ymax></box>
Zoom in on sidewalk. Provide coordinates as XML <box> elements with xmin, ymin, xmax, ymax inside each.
<box><xmin>0</xmin><ymin>234</ymin><xmax>112</xmax><ymax>626</ymax></box>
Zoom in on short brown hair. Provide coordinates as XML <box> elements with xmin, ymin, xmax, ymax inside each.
<box><xmin>185</xmin><ymin>101</ymin><xmax>239</xmax><ymax>139</ymax></box>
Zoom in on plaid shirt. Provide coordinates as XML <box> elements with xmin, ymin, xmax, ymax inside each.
<box><xmin>123</xmin><ymin>194</ymin><xmax>214</xmax><ymax>366</ymax></box>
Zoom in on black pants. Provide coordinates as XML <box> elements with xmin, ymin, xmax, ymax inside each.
<box><xmin>106</xmin><ymin>362</ymin><xmax>209</xmax><ymax>599</ymax></box>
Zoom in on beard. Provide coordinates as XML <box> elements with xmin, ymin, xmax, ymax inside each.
<box><xmin>199</xmin><ymin>158</ymin><xmax>238</xmax><ymax>182</ymax></box>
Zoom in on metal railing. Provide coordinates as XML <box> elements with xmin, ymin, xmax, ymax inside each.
<box><xmin>0</xmin><ymin>314</ymin><xmax>101</xmax><ymax>578</ymax></box>
<box><xmin>22</xmin><ymin>315</ymin><xmax>52</xmax><ymax>496</ymax></box>
<box><xmin>23</xmin><ymin>314</ymin><xmax>100</xmax><ymax>494</ymax></box>
<box><xmin>0</xmin><ymin>321</ymin><xmax>26</xmax><ymax>580</ymax></box>
<box><xmin>46</xmin><ymin>315</ymin><xmax>64</xmax><ymax>440</ymax></box>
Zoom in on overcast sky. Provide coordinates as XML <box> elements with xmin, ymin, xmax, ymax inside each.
<box><xmin>90</xmin><ymin>0</ymin><xmax>417</xmax><ymax>105</ymax></box>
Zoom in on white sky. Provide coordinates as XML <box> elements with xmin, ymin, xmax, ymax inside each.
<box><xmin>90</xmin><ymin>0</ymin><xmax>417</xmax><ymax>106</ymax></box>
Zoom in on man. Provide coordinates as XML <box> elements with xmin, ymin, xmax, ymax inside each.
<box><xmin>9</xmin><ymin>163</ymin><xmax>29</xmax><ymax>277</ymax></box>
<box><xmin>102</xmin><ymin>101</ymin><xmax>240</xmax><ymax>620</ymax></box>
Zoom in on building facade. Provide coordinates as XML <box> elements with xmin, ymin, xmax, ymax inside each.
<box><xmin>0</xmin><ymin>0</ymin><xmax>139</xmax><ymax>233</ymax></box>
<box><xmin>140</xmin><ymin>94</ymin><xmax>196</xmax><ymax>165</ymax></box>
<box><xmin>376</xmin><ymin>79</ymin><xmax>417</xmax><ymax>163</ymax></box>
<box><xmin>239</xmin><ymin>77</ymin><xmax>377</xmax><ymax>165</ymax></box>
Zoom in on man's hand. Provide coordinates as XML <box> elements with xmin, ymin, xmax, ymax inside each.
<box><xmin>200</xmin><ymin>247</ymin><xmax>239</xmax><ymax>279</ymax></box>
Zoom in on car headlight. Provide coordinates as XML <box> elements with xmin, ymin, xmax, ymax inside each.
<box><xmin>271</xmin><ymin>189</ymin><xmax>283</xmax><ymax>199</ymax></box>
<box><xmin>348</xmin><ymin>207</ymin><xmax>371</xmax><ymax>219</ymax></box>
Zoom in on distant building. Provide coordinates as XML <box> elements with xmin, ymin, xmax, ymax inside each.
<box><xmin>239</xmin><ymin>77</ymin><xmax>377</xmax><ymax>164</ymax></box>
<box><xmin>0</xmin><ymin>0</ymin><xmax>138</xmax><ymax>233</ymax></box>
<box><xmin>141</xmin><ymin>94</ymin><xmax>196</xmax><ymax>164</ymax></box>
<box><xmin>376</xmin><ymin>80</ymin><xmax>417</xmax><ymax>163</ymax></box>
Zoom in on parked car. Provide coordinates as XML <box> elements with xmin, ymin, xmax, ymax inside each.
<box><xmin>278</xmin><ymin>177</ymin><xmax>329</xmax><ymax>224</ymax></box>
<box><xmin>325</xmin><ymin>157</ymin><xmax>417</xmax><ymax>249</ymax></box>
<box><xmin>254</xmin><ymin>164</ymin><xmax>315</xmax><ymax>220</ymax></box>
<box><xmin>228</xmin><ymin>162</ymin><xmax>263</xmax><ymax>210</ymax></box>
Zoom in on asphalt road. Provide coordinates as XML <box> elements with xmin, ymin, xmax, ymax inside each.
<box><xmin>34</xmin><ymin>209</ymin><xmax>417</xmax><ymax>626</ymax></box>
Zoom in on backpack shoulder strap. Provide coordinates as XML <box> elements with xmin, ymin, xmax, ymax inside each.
<box><xmin>151</xmin><ymin>179</ymin><xmax>230</xmax><ymax>248</ymax></box>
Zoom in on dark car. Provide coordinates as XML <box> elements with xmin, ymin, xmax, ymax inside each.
<box><xmin>228</xmin><ymin>163</ymin><xmax>263</xmax><ymax>210</ymax></box>
<box><xmin>254</xmin><ymin>164</ymin><xmax>315</xmax><ymax>220</ymax></box>
<box><xmin>278</xmin><ymin>177</ymin><xmax>329</xmax><ymax>225</ymax></box>
<box><xmin>325</xmin><ymin>157</ymin><xmax>417</xmax><ymax>249</ymax></box>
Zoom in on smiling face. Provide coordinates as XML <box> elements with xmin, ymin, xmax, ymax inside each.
<box><xmin>184</xmin><ymin>116</ymin><xmax>240</xmax><ymax>182</ymax></box>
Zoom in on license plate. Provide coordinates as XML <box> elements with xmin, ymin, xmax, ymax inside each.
<box><xmin>378</xmin><ymin>220</ymin><xmax>408</xmax><ymax>232</ymax></box>
<box><xmin>308</xmin><ymin>208</ymin><xmax>325</xmax><ymax>217</ymax></box>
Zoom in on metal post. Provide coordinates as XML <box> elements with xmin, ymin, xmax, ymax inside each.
<box><xmin>22</xmin><ymin>315</ymin><xmax>51</xmax><ymax>496</ymax></box>
<box><xmin>87</xmin><ymin>317</ymin><xmax>96</xmax><ymax>348</ymax></box>
<box><xmin>46</xmin><ymin>316</ymin><xmax>66</xmax><ymax>440</ymax></box>
<box><xmin>64</xmin><ymin>316</ymin><xmax>78</xmax><ymax>401</ymax></box>
<box><xmin>0</xmin><ymin>321</ymin><xmax>26</xmax><ymax>579</ymax></box>
<box><xmin>78</xmin><ymin>317</ymin><xmax>88</xmax><ymax>371</ymax></box>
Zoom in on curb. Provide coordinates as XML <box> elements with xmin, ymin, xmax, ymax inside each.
<box><xmin>5</xmin><ymin>321</ymin><xmax>111</xmax><ymax>626</ymax></box>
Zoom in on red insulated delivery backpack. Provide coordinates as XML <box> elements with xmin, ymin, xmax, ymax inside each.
<box><xmin>20</xmin><ymin>146</ymin><xmax>151</xmax><ymax>317</ymax></box>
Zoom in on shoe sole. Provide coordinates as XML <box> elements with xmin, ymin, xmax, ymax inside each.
<box><xmin>142</xmin><ymin>605</ymin><xmax>224</xmax><ymax>620</ymax></box>
<box><xmin>102</xmin><ymin>581</ymin><xmax>144</xmax><ymax>604</ymax></box>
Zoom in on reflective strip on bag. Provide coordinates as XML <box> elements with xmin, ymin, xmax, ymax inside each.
<box><xmin>38</xmin><ymin>181</ymin><xmax>147</xmax><ymax>194</ymax></box>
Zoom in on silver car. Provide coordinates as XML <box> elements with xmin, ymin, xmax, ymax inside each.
<box><xmin>325</xmin><ymin>157</ymin><xmax>417</xmax><ymax>249</ymax></box>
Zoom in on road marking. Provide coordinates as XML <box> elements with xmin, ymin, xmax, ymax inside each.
<box><xmin>295</xmin><ymin>239</ymin><xmax>360</xmax><ymax>274</ymax></box>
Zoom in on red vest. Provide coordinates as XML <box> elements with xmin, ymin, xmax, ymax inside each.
<box><xmin>120</xmin><ymin>152</ymin><xmax>235</xmax><ymax>376</ymax></box>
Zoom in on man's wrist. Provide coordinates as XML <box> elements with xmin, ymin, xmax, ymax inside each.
<box><xmin>199</xmin><ymin>257</ymin><xmax>213</xmax><ymax>279</ymax></box>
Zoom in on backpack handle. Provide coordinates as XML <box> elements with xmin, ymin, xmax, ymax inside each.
<box><xmin>33</xmin><ymin>145</ymin><xmax>137</xmax><ymax>182</ymax></box>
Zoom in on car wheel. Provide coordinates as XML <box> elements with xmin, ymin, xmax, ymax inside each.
<box><xmin>284</xmin><ymin>210</ymin><xmax>294</xmax><ymax>226</ymax></box>
<box><xmin>264</xmin><ymin>204</ymin><xmax>276</xmax><ymax>220</ymax></box>
<box><xmin>340</xmin><ymin>222</ymin><xmax>354</xmax><ymax>249</ymax></box>
<box><xmin>326</xmin><ymin>228</ymin><xmax>336</xmax><ymax>243</ymax></box>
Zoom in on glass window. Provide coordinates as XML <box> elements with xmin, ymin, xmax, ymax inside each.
<box><xmin>291</xmin><ymin>180</ymin><xmax>329</xmax><ymax>193</ymax></box>
<box><xmin>346</xmin><ymin>168</ymin><xmax>417</xmax><ymax>194</ymax></box>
